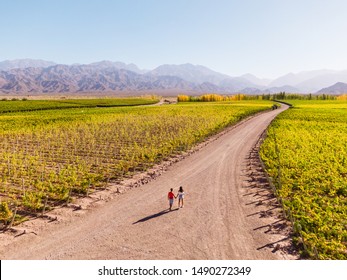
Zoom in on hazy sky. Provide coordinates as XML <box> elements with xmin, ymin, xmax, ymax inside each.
<box><xmin>1</xmin><ymin>0</ymin><xmax>347</xmax><ymax>78</ymax></box>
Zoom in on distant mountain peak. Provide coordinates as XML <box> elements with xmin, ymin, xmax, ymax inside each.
<box><xmin>241</xmin><ymin>73</ymin><xmax>257</xmax><ymax>79</ymax></box>
<box><xmin>148</xmin><ymin>63</ymin><xmax>231</xmax><ymax>85</ymax></box>
<box><xmin>316</xmin><ymin>82</ymin><xmax>347</xmax><ymax>94</ymax></box>
<box><xmin>0</xmin><ymin>59</ymin><xmax>56</xmax><ymax>71</ymax></box>
<box><xmin>240</xmin><ymin>73</ymin><xmax>271</xmax><ymax>87</ymax></box>
<box><xmin>88</xmin><ymin>61</ymin><xmax>146</xmax><ymax>74</ymax></box>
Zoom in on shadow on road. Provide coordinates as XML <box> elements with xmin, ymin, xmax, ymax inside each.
<box><xmin>256</xmin><ymin>236</ymin><xmax>292</xmax><ymax>251</ymax></box>
<box><xmin>133</xmin><ymin>208</ymin><xmax>179</xmax><ymax>224</ymax></box>
<box><xmin>241</xmin><ymin>140</ymin><xmax>300</xmax><ymax>259</ymax></box>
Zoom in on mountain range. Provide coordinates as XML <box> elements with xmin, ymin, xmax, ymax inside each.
<box><xmin>316</xmin><ymin>82</ymin><xmax>347</xmax><ymax>94</ymax></box>
<box><xmin>1</xmin><ymin>59</ymin><xmax>347</xmax><ymax>94</ymax></box>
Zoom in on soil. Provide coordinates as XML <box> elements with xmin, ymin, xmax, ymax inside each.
<box><xmin>0</xmin><ymin>104</ymin><xmax>299</xmax><ymax>260</ymax></box>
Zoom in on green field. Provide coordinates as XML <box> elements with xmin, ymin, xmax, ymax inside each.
<box><xmin>260</xmin><ymin>100</ymin><xmax>347</xmax><ymax>259</ymax></box>
<box><xmin>0</xmin><ymin>97</ymin><xmax>159</xmax><ymax>114</ymax></box>
<box><xmin>0</xmin><ymin>99</ymin><xmax>273</xmax><ymax>225</ymax></box>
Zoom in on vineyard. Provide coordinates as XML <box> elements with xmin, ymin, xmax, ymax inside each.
<box><xmin>0</xmin><ymin>97</ymin><xmax>159</xmax><ymax>113</ymax></box>
<box><xmin>0</xmin><ymin>99</ymin><xmax>273</xmax><ymax>226</ymax></box>
<box><xmin>260</xmin><ymin>100</ymin><xmax>347</xmax><ymax>259</ymax></box>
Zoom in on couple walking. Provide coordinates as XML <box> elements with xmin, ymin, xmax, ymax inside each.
<box><xmin>168</xmin><ymin>186</ymin><xmax>185</xmax><ymax>210</ymax></box>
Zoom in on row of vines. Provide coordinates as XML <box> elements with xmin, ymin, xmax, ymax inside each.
<box><xmin>260</xmin><ymin>100</ymin><xmax>347</xmax><ymax>259</ymax></box>
<box><xmin>0</xmin><ymin>97</ymin><xmax>158</xmax><ymax>113</ymax></box>
<box><xmin>0</xmin><ymin>100</ymin><xmax>272</xmax><ymax>226</ymax></box>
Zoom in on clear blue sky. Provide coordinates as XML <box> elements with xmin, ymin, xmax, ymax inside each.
<box><xmin>1</xmin><ymin>0</ymin><xmax>347</xmax><ymax>78</ymax></box>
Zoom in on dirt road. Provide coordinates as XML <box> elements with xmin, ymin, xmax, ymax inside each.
<box><xmin>1</xmin><ymin>104</ymin><xmax>296</xmax><ymax>260</ymax></box>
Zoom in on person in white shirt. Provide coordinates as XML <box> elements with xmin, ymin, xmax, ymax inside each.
<box><xmin>177</xmin><ymin>186</ymin><xmax>185</xmax><ymax>208</ymax></box>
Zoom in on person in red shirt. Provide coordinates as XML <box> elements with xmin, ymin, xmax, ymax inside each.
<box><xmin>168</xmin><ymin>188</ymin><xmax>176</xmax><ymax>210</ymax></box>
